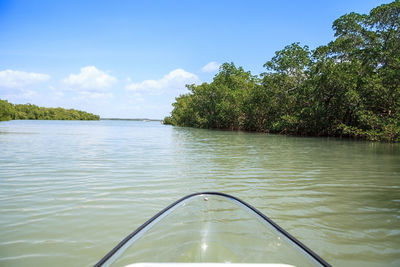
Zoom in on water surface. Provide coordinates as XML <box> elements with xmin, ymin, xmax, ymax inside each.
<box><xmin>0</xmin><ymin>120</ymin><xmax>399</xmax><ymax>266</ymax></box>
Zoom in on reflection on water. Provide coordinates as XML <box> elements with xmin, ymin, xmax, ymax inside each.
<box><xmin>0</xmin><ymin>120</ymin><xmax>399</xmax><ymax>266</ymax></box>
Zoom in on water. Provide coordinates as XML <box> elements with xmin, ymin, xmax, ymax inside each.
<box><xmin>0</xmin><ymin>120</ymin><xmax>399</xmax><ymax>266</ymax></box>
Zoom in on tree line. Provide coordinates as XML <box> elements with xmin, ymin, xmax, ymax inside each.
<box><xmin>164</xmin><ymin>1</ymin><xmax>400</xmax><ymax>142</ymax></box>
<box><xmin>0</xmin><ymin>99</ymin><xmax>100</xmax><ymax>121</ymax></box>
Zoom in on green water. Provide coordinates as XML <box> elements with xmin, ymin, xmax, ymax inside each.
<box><xmin>0</xmin><ymin>120</ymin><xmax>399</xmax><ymax>266</ymax></box>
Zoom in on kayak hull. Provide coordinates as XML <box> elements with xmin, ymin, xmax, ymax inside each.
<box><xmin>95</xmin><ymin>192</ymin><xmax>330</xmax><ymax>267</ymax></box>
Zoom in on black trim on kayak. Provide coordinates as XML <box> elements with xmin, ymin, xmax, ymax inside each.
<box><xmin>94</xmin><ymin>192</ymin><xmax>331</xmax><ymax>267</ymax></box>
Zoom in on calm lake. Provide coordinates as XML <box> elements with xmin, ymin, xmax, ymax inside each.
<box><xmin>0</xmin><ymin>120</ymin><xmax>399</xmax><ymax>266</ymax></box>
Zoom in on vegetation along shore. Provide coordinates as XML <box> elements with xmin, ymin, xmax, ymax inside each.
<box><xmin>0</xmin><ymin>99</ymin><xmax>99</xmax><ymax>121</ymax></box>
<box><xmin>164</xmin><ymin>1</ymin><xmax>400</xmax><ymax>142</ymax></box>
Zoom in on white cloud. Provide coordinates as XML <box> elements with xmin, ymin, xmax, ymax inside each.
<box><xmin>21</xmin><ymin>90</ymin><xmax>36</xmax><ymax>98</ymax></box>
<box><xmin>126</xmin><ymin>68</ymin><xmax>199</xmax><ymax>94</ymax></box>
<box><xmin>0</xmin><ymin>69</ymin><xmax>50</xmax><ymax>90</ymax></box>
<box><xmin>201</xmin><ymin>61</ymin><xmax>221</xmax><ymax>73</ymax></box>
<box><xmin>62</xmin><ymin>66</ymin><xmax>117</xmax><ymax>91</ymax></box>
<box><xmin>131</xmin><ymin>93</ymin><xmax>144</xmax><ymax>102</ymax></box>
<box><xmin>79</xmin><ymin>91</ymin><xmax>114</xmax><ymax>99</ymax></box>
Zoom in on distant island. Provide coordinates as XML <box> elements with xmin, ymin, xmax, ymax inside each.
<box><xmin>0</xmin><ymin>99</ymin><xmax>100</xmax><ymax>121</ymax></box>
<box><xmin>164</xmin><ymin>1</ymin><xmax>400</xmax><ymax>142</ymax></box>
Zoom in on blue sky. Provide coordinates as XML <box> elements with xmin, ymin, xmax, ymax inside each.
<box><xmin>0</xmin><ymin>0</ymin><xmax>391</xmax><ymax>119</ymax></box>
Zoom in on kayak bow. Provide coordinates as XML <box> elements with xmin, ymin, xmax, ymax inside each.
<box><xmin>95</xmin><ymin>192</ymin><xmax>330</xmax><ymax>267</ymax></box>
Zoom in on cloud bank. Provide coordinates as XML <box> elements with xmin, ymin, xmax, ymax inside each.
<box><xmin>0</xmin><ymin>69</ymin><xmax>50</xmax><ymax>90</ymax></box>
<box><xmin>62</xmin><ymin>66</ymin><xmax>117</xmax><ymax>91</ymax></box>
<box><xmin>201</xmin><ymin>61</ymin><xmax>221</xmax><ymax>73</ymax></box>
<box><xmin>126</xmin><ymin>68</ymin><xmax>199</xmax><ymax>94</ymax></box>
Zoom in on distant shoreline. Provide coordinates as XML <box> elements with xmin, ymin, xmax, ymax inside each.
<box><xmin>0</xmin><ymin>99</ymin><xmax>100</xmax><ymax>121</ymax></box>
<box><xmin>101</xmin><ymin>118</ymin><xmax>162</xmax><ymax>122</ymax></box>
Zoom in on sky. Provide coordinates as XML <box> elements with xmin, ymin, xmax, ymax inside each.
<box><xmin>0</xmin><ymin>0</ymin><xmax>391</xmax><ymax>119</ymax></box>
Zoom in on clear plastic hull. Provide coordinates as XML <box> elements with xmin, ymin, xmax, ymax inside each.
<box><xmin>97</xmin><ymin>193</ymin><xmax>328</xmax><ymax>267</ymax></box>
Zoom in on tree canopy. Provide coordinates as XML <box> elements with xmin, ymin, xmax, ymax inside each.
<box><xmin>0</xmin><ymin>99</ymin><xmax>100</xmax><ymax>121</ymax></box>
<box><xmin>164</xmin><ymin>1</ymin><xmax>400</xmax><ymax>142</ymax></box>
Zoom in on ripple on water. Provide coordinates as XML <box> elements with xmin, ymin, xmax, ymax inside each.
<box><xmin>0</xmin><ymin>120</ymin><xmax>399</xmax><ymax>266</ymax></box>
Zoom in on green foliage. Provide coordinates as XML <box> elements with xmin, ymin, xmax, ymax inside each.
<box><xmin>162</xmin><ymin>116</ymin><xmax>174</xmax><ymax>125</ymax></box>
<box><xmin>0</xmin><ymin>99</ymin><xmax>100</xmax><ymax>121</ymax></box>
<box><xmin>165</xmin><ymin>63</ymin><xmax>260</xmax><ymax>130</ymax></box>
<box><xmin>167</xmin><ymin>1</ymin><xmax>400</xmax><ymax>142</ymax></box>
<box><xmin>0</xmin><ymin>99</ymin><xmax>15</xmax><ymax>121</ymax></box>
